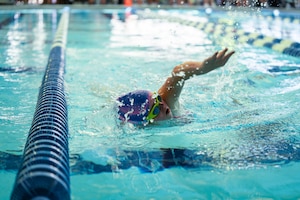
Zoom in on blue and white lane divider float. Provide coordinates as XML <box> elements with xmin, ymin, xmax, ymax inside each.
<box><xmin>141</xmin><ymin>12</ymin><xmax>300</xmax><ymax>58</ymax></box>
<box><xmin>10</xmin><ymin>7</ymin><xmax>70</xmax><ymax>200</ymax></box>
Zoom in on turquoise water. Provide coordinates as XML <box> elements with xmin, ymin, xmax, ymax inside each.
<box><xmin>1</xmin><ymin>7</ymin><xmax>300</xmax><ymax>199</ymax></box>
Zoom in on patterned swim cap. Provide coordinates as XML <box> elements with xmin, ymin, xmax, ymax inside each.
<box><xmin>116</xmin><ymin>90</ymin><xmax>152</xmax><ymax>125</ymax></box>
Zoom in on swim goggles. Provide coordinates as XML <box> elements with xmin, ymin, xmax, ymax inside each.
<box><xmin>146</xmin><ymin>94</ymin><xmax>162</xmax><ymax>121</ymax></box>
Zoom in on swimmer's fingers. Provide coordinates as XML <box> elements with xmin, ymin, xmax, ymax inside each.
<box><xmin>211</xmin><ymin>51</ymin><xmax>218</xmax><ymax>60</ymax></box>
<box><xmin>216</xmin><ymin>48</ymin><xmax>228</xmax><ymax>59</ymax></box>
<box><xmin>222</xmin><ymin>50</ymin><xmax>235</xmax><ymax>65</ymax></box>
<box><xmin>216</xmin><ymin>48</ymin><xmax>235</xmax><ymax>66</ymax></box>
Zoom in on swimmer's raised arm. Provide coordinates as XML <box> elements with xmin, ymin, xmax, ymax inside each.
<box><xmin>158</xmin><ymin>48</ymin><xmax>235</xmax><ymax>111</ymax></box>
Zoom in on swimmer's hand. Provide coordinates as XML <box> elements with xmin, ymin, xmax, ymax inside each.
<box><xmin>201</xmin><ymin>48</ymin><xmax>235</xmax><ymax>74</ymax></box>
<box><xmin>172</xmin><ymin>48</ymin><xmax>235</xmax><ymax>80</ymax></box>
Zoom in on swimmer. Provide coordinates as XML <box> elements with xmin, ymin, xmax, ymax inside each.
<box><xmin>117</xmin><ymin>48</ymin><xmax>235</xmax><ymax>125</ymax></box>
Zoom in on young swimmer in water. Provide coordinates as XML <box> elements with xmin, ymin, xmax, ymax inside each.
<box><xmin>117</xmin><ymin>48</ymin><xmax>235</xmax><ymax>126</ymax></box>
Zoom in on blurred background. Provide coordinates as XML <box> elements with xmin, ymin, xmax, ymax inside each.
<box><xmin>1</xmin><ymin>0</ymin><xmax>299</xmax><ymax>12</ymax></box>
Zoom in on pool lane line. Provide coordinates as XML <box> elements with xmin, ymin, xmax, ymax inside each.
<box><xmin>141</xmin><ymin>12</ymin><xmax>300</xmax><ymax>58</ymax></box>
<box><xmin>10</xmin><ymin>7</ymin><xmax>70</xmax><ymax>200</ymax></box>
<box><xmin>0</xmin><ymin>13</ymin><xmax>23</xmax><ymax>29</ymax></box>
<box><xmin>3</xmin><ymin>134</ymin><xmax>300</xmax><ymax>173</ymax></box>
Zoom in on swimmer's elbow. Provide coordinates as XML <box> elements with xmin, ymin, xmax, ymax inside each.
<box><xmin>172</xmin><ymin>65</ymin><xmax>183</xmax><ymax>74</ymax></box>
<box><xmin>172</xmin><ymin>65</ymin><xmax>188</xmax><ymax>80</ymax></box>
<box><xmin>172</xmin><ymin>62</ymin><xmax>202</xmax><ymax>80</ymax></box>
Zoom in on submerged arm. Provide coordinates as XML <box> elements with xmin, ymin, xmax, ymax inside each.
<box><xmin>158</xmin><ymin>48</ymin><xmax>235</xmax><ymax>111</ymax></box>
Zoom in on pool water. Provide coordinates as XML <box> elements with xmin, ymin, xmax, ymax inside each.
<box><xmin>1</xmin><ymin>7</ymin><xmax>300</xmax><ymax>199</ymax></box>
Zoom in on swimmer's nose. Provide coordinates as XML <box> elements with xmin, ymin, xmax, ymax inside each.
<box><xmin>166</xmin><ymin>108</ymin><xmax>170</xmax><ymax>115</ymax></box>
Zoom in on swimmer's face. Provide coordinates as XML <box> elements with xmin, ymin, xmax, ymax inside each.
<box><xmin>155</xmin><ymin>99</ymin><xmax>173</xmax><ymax>121</ymax></box>
<box><xmin>148</xmin><ymin>95</ymin><xmax>173</xmax><ymax>121</ymax></box>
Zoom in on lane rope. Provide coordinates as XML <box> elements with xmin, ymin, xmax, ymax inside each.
<box><xmin>141</xmin><ymin>11</ymin><xmax>300</xmax><ymax>58</ymax></box>
<box><xmin>10</xmin><ymin>7</ymin><xmax>70</xmax><ymax>200</ymax></box>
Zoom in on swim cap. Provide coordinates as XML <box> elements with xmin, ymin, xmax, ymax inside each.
<box><xmin>116</xmin><ymin>90</ymin><xmax>152</xmax><ymax>125</ymax></box>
